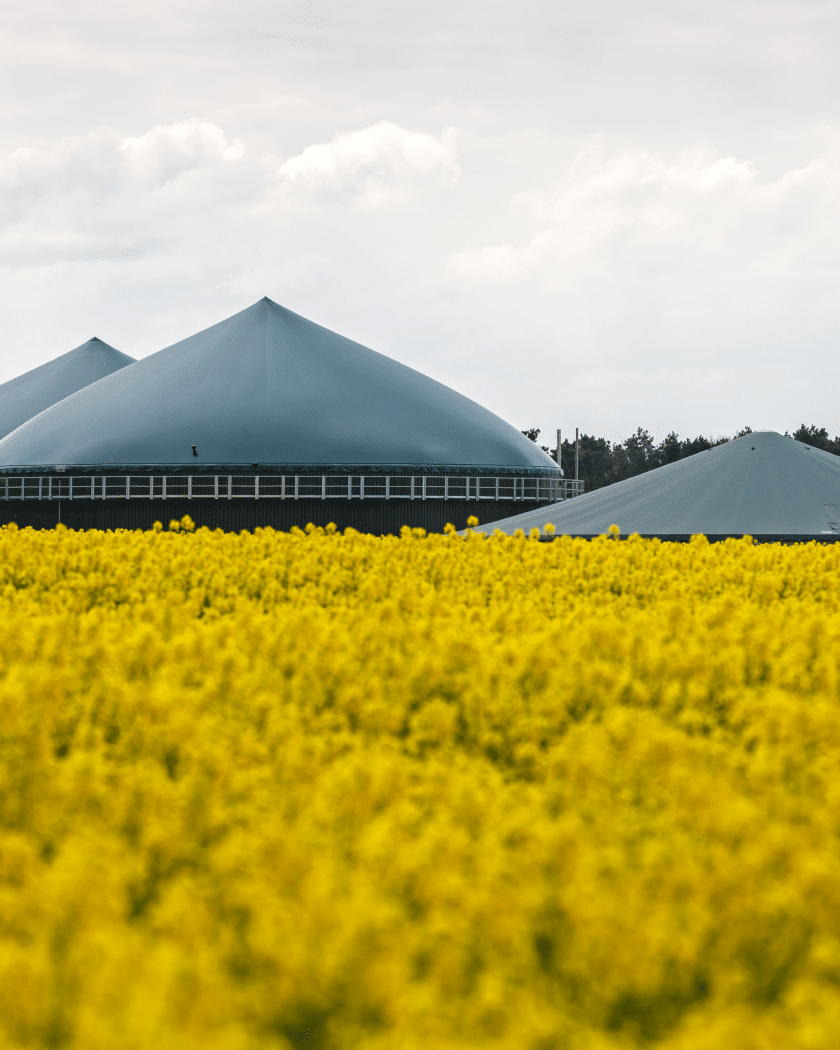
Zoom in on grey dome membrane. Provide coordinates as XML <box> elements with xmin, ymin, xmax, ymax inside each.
<box><xmin>0</xmin><ymin>337</ymin><xmax>135</xmax><ymax>441</ymax></box>
<box><xmin>474</xmin><ymin>432</ymin><xmax>840</xmax><ymax>538</ymax></box>
<box><xmin>0</xmin><ymin>298</ymin><xmax>558</xmax><ymax>471</ymax></box>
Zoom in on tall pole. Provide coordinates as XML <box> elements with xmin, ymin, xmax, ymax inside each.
<box><xmin>556</xmin><ymin>429</ymin><xmax>561</xmax><ymax>470</ymax></box>
<box><xmin>575</xmin><ymin>428</ymin><xmax>579</xmax><ymax>483</ymax></box>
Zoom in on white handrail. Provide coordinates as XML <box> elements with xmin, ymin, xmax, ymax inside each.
<box><xmin>0</xmin><ymin>474</ymin><xmax>583</xmax><ymax>502</ymax></box>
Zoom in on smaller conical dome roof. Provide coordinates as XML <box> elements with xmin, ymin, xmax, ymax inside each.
<box><xmin>0</xmin><ymin>337</ymin><xmax>135</xmax><ymax>441</ymax></box>
<box><xmin>475</xmin><ymin>432</ymin><xmax>840</xmax><ymax>539</ymax></box>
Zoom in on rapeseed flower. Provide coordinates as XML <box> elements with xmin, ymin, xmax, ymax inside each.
<box><xmin>0</xmin><ymin>520</ymin><xmax>838</xmax><ymax>1048</ymax></box>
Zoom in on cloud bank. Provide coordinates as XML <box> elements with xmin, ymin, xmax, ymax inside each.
<box><xmin>448</xmin><ymin>141</ymin><xmax>840</xmax><ymax>292</ymax></box>
<box><xmin>1</xmin><ymin>0</ymin><xmax>839</xmax><ymax>442</ymax></box>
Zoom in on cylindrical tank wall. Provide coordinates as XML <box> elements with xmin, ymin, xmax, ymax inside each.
<box><xmin>0</xmin><ymin>499</ymin><xmax>555</xmax><ymax>535</ymax></box>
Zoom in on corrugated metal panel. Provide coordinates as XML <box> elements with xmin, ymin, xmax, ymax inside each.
<box><xmin>0</xmin><ymin>499</ymin><xmax>548</xmax><ymax>536</ymax></box>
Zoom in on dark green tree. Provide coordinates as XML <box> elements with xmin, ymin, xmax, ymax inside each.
<box><xmin>792</xmin><ymin>425</ymin><xmax>840</xmax><ymax>455</ymax></box>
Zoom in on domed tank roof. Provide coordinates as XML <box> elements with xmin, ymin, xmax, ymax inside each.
<box><xmin>0</xmin><ymin>298</ymin><xmax>558</xmax><ymax>472</ymax></box>
<box><xmin>472</xmin><ymin>431</ymin><xmax>840</xmax><ymax>538</ymax></box>
<box><xmin>0</xmin><ymin>337</ymin><xmax>135</xmax><ymax>441</ymax></box>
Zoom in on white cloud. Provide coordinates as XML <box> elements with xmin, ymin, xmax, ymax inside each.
<box><xmin>121</xmin><ymin>119</ymin><xmax>244</xmax><ymax>186</ymax></box>
<box><xmin>0</xmin><ymin>127</ymin><xmax>125</xmax><ymax>207</ymax></box>
<box><xmin>0</xmin><ymin>117</ymin><xmax>461</xmax><ymax>271</ymax></box>
<box><xmin>448</xmin><ymin>142</ymin><xmax>840</xmax><ymax>286</ymax></box>
<box><xmin>0</xmin><ymin>120</ymin><xmax>243</xmax><ymax>205</ymax></box>
<box><xmin>0</xmin><ymin>120</ymin><xmax>249</xmax><ymax>264</ymax></box>
<box><xmin>279</xmin><ymin>121</ymin><xmax>461</xmax><ymax>206</ymax></box>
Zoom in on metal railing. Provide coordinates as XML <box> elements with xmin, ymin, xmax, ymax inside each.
<box><xmin>0</xmin><ymin>474</ymin><xmax>585</xmax><ymax>502</ymax></box>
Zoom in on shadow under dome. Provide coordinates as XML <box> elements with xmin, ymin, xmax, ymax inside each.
<box><xmin>0</xmin><ymin>299</ymin><xmax>557</xmax><ymax>472</ymax></box>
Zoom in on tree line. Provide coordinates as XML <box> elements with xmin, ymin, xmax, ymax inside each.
<box><xmin>522</xmin><ymin>424</ymin><xmax>840</xmax><ymax>492</ymax></box>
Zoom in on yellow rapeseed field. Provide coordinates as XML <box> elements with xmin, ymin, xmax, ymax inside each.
<box><xmin>1</xmin><ymin>518</ymin><xmax>840</xmax><ymax>1049</ymax></box>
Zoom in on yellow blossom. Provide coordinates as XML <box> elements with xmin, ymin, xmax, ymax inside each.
<box><xmin>0</xmin><ymin>518</ymin><xmax>837</xmax><ymax>1048</ymax></box>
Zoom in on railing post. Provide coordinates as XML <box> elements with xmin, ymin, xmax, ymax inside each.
<box><xmin>294</xmin><ymin>476</ymin><xmax>298</xmax><ymax>500</ymax></box>
<box><xmin>187</xmin><ymin>475</ymin><xmax>192</xmax><ymax>500</ymax></box>
<box><xmin>422</xmin><ymin>476</ymin><xmax>426</xmax><ymax>500</ymax></box>
<box><xmin>322</xmin><ymin>475</ymin><xmax>326</xmax><ymax>500</ymax></box>
<box><xmin>228</xmin><ymin>475</ymin><xmax>233</xmax><ymax>500</ymax></box>
<box><xmin>347</xmin><ymin>476</ymin><xmax>352</xmax><ymax>499</ymax></box>
<box><xmin>385</xmin><ymin>476</ymin><xmax>390</xmax><ymax>499</ymax></box>
<box><xmin>214</xmin><ymin>475</ymin><xmax>218</xmax><ymax>500</ymax></box>
<box><xmin>255</xmin><ymin>476</ymin><xmax>260</xmax><ymax>501</ymax></box>
<box><xmin>360</xmin><ymin>476</ymin><xmax>365</xmax><ymax>500</ymax></box>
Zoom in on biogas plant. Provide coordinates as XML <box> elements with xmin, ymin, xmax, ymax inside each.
<box><xmin>4</xmin><ymin>298</ymin><xmax>837</xmax><ymax>541</ymax></box>
<box><xmin>0</xmin><ymin>299</ymin><xmax>578</xmax><ymax>534</ymax></box>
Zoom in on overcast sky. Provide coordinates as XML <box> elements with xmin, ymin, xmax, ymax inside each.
<box><xmin>2</xmin><ymin>0</ymin><xmax>839</xmax><ymax>442</ymax></box>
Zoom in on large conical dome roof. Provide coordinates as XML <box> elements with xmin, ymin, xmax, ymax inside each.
<box><xmin>475</xmin><ymin>432</ymin><xmax>840</xmax><ymax>539</ymax></box>
<box><xmin>0</xmin><ymin>337</ymin><xmax>135</xmax><ymax>442</ymax></box>
<box><xmin>0</xmin><ymin>299</ymin><xmax>556</xmax><ymax>471</ymax></box>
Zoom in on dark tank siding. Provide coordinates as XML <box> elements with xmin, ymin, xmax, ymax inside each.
<box><xmin>0</xmin><ymin>467</ymin><xmax>571</xmax><ymax>535</ymax></box>
<box><xmin>0</xmin><ymin>498</ymin><xmax>550</xmax><ymax>536</ymax></box>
